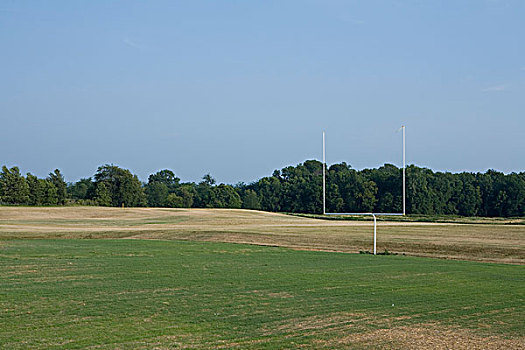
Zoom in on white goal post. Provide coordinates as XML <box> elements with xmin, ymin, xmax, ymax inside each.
<box><xmin>322</xmin><ymin>126</ymin><xmax>406</xmax><ymax>255</ymax></box>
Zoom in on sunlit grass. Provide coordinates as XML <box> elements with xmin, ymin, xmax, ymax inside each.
<box><xmin>1</xmin><ymin>239</ymin><xmax>523</xmax><ymax>349</ymax></box>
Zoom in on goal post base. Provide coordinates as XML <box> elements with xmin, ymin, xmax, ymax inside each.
<box><xmin>324</xmin><ymin>212</ymin><xmax>404</xmax><ymax>255</ymax></box>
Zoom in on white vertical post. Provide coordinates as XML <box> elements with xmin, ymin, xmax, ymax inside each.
<box><xmin>322</xmin><ymin>131</ymin><xmax>326</xmax><ymax>215</ymax></box>
<box><xmin>402</xmin><ymin>126</ymin><xmax>406</xmax><ymax>216</ymax></box>
<box><xmin>373</xmin><ymin>214</ymin><xmax>377</xmax><ymax>255</ymax></box>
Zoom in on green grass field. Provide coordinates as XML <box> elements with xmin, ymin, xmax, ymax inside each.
<box><xmin>1</xmin><ymin>207</ymin><xmax>524</xmax><ymax>348</ymax></box>
<box><xmin>1</xmin><ymin>239</ymin><xmax>524</xmax><ymax>349</ymax></box>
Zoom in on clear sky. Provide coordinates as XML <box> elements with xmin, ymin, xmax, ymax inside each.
<box><xmin>1</xmin><ymin>0</ymin><xmax>524</xmax><ymax>184</ymax></box>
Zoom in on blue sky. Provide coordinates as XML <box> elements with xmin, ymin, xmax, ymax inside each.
<box><xmin>1</xmin><ymin>0</ymin><xmax>524</xmax><ymax>183</ymax></box>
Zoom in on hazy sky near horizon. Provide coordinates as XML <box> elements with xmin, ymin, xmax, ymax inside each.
<box><xmin>1</xmin><ymin>0</ymin><xmax>524</xmax><ymax>184</ymax></box>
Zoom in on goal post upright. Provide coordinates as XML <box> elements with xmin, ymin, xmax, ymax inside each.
<box><xmin>402</xmin><ymin>125</ymin><xmax>406</xmax><ymax>216</ymax></box>
<box><xmin>322</xmin><ymin>131</ymin><xmax>326</xmax><ymax>215</ymax></box>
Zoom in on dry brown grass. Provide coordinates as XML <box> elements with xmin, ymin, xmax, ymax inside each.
<box><xmin>1</xmin><ymin>206</ymin><xmax>523</xmax><ymax>264</ymax></box>
<box><xmin>318</xmin><ymin>323</ymin><xmax>525</xmax><ymax>349</ymax></box>
<box><xmin>264</xmin><ymin>311</ymin><xmax>525</xmax><ymax>349</ymax></box>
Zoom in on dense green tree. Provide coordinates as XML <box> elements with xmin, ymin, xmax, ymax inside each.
<box><xmin>26</xmin><ymin>173</ymin><xmax>44</xmax><ymax>205</ymax></box>
<box><xmin>327</xmin><ymin>163</ymin><xmax>376</xmax><ymax>213</ymax></box>
<box><xmin>357</xmin><ymin>180</ymin><xmax>378</xmax><ymax>212</ymax></box>
<box><xmin>242</xmin><ymin>189</ymin><xmax>261</xmax><ymax>210</ymax></box>
<box><xmin>194</xmin><ymin>175</ymin><xmax>217</xmax><ymax>208</ymax></box>
<box><xmin>4</xmin><ymin>162</ymin><xmax>525</xmax><ymax>216</ymax></box>
<box><xmin>166</xmin><ymin>193</ymin><xmax>184</xmax><ymax>208</ymax></box>
<box><xmin>148</xmin><ymin>170</ymin><xmax>180</xmax><ymax>188</ymax></box>
<box><xmin>202</xmin><ymin>174</ymin><xmax>216</xmax><ymax>186</ymax></box>
<box><xmin>406</xmin><ymin>166</ymin><xmax>436</xmax><ymax>214</ymax></box>
<box><xmin>278</xmin><ymin>160</ymin><xmax>323</xmax><ymax>213</ymax></box>
<box><xmin>145</xmin><ymin>169</ymin><xmax>185</xmax><ymax>207</ymax></box>
<box><xmin>488</xmin><ymin>172</ymin><xmax>525</xmax><ymax>217</ymax></box>
<box><xmin>214</xmin><ymin>184</ymin><xmax>242</xmax><ymax>208</ymax></box>
<box><xmin>120</xmin><ymin>173</ymin><xmax>147</xmax><ymax>207</ymax></box>
<box><xmin>42</xmin><ymin>180</ymin><xmax>58</xmax><ymax>205</ymax></box>
<box><xmin>145</xmin><ymin>182</ymin><xmax>169</xmax><ymax>207</ymax></box>
<box><xmin>0</xmin><ymin>166</ymin><xmax>29</xmax><ymax>204</ymax></box>
<box><xmin>94</xmin><ymin>164</ymin><xmax>146</xmax><ymax>207</ymax></box>
<box><xmin>94</xmin><ymin>182</ymin><xmax>111</xmax><ymax>206</ymax></box>
<box><xmin>456</xmin><ymin>173</ymin><xmax>482</xmax><ymax>216</ymax></box>
<box><xmin>48</xmin><ymin>169</ymin><xmax>67</xmax><ymax>205</ymax></box>
<box><xmin>255</xmin><ymin>176</ymin><xmax>282</xmax><ymax>212</ymax></box>
<box><xmin>365</xmin><ymin>164</ymin><xmax>402</xmax><ymax>213</ymax></box>
<box><xmin>68</xmin><ymin>178</ymin><xmax>95</xmax><ymax>200</ymax></box>
<box><xmin>175</xmin><ymin>184</ymin><xmax>195</xmax><ymax>207</ymax></box>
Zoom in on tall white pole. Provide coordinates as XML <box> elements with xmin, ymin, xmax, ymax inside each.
<box><xmin>322</xmin><ymin>131</ymin><xmax>326</xmax><ymax>215</ymax></box>
<box><xmin>373</xmin><ymin>214</ymin><xmax>377</xmax><ymax>255</ymax></box>
<box><xmin>402</xmin><ymin>126</ymin><xmax>406</xmax><ymax>216</ymax></box>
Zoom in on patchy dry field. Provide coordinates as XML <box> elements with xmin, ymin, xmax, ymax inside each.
<box><xmin>0</xmin><ymin>207</ymin><xmax>523</xmax><ymax>264</ymax></box>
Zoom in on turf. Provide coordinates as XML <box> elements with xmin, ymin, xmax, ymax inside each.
<box><xmin>1</xmin><ymin>239</ymin><xmax>523</xmax><ymax>349</ymax></box>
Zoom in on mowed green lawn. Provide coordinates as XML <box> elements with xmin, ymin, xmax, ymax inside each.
<box><xmin>1</xmin><ymin>239</ymin><xmax>523</xmax><ymax>349</ymax></box>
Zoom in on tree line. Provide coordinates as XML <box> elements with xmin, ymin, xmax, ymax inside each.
<box><xmin>1</xmin><ymin>161</ymin><xmax>524</xmax><ymax>217</ymax></box>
